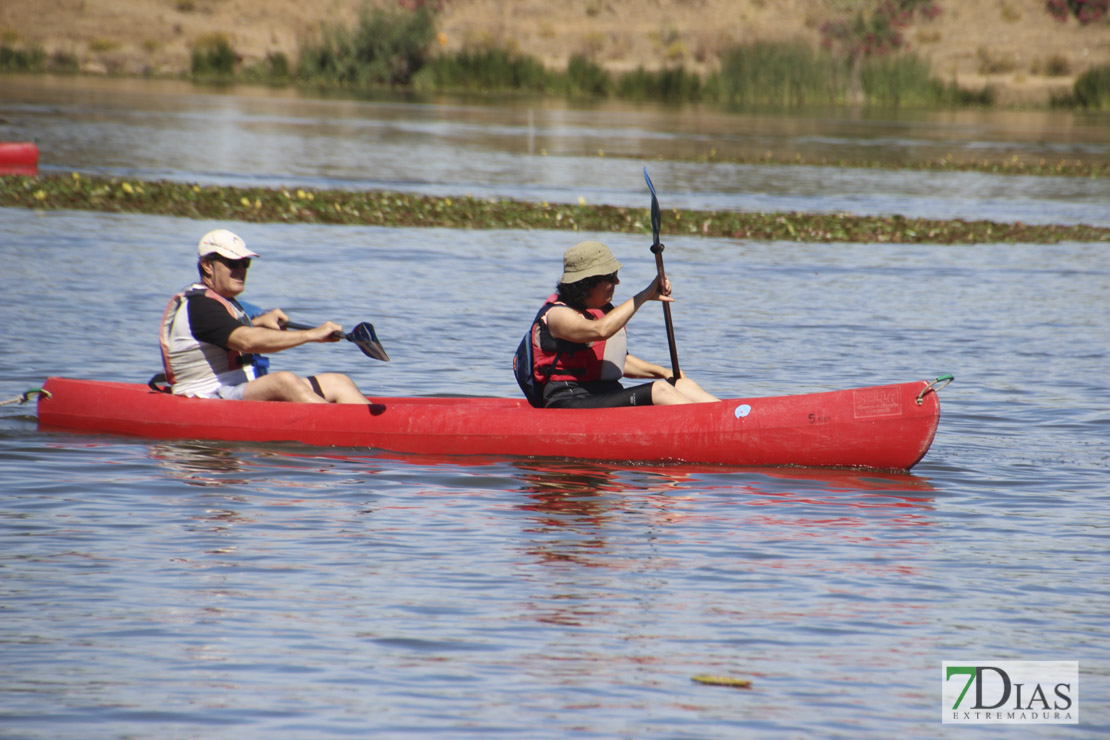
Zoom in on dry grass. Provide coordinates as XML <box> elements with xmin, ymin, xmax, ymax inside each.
<box><xmin>0</xmin><ymin>0</ymin><xmax>1107</xmax><ymax>103</ymax></box>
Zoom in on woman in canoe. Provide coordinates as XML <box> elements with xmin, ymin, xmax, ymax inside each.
<box><xmin>526</xmin><ymin>240</ymin><xmax>719</xmax><ymax>408</ymax></box>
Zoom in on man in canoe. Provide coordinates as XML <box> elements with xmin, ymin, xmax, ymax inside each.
<box><xmin>158</xmin><ymin>229</ymin><xmax>371</xmax><ymax>404</ymax></box>
<box><xmin>524</xmin><ymin>240</ymin><xmax>719</xmax><ymax>408</ymax></box>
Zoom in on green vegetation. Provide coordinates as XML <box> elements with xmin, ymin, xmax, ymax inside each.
<box><xmin>87</xmin><ymin>38</ymin><xmax>121</xmax><ymax>53</ymax></box>
<box><xmin>681</xmin><ymin>150</ymin><xmax>1105</xmax><ymax>179</ymax></box>
<box><xmin>0</xmin><ymin>41</ymin><xmax>45</xmax><ymax>72</ymax></box>
<box><xmin>858</xmin><ymin>53</ymin><xmax>992</xmax><ymax>107</ymax></box>
<box><xmin>415</xmin><ymin>39</ymin><xmax>983</xmax><ymax>108</ymax></box>
<box><xmin>564</xmin><ymin>55</ymin><xmax>612</xmax><ymax>98</ymax></box>
<box><xmin>3</xmin><ymin>173</ymin><xmax>1107</xmax><ymax>244</ymax></box>
<box><xmin>819</xmin><ymin>0</ymin><xmax>942</xmax><ymax>98</ymax></box>
<box><xmin>190</xmin><ymin>34</ymin><xmax>236</xmax><ymax>78</ymax></box>
<box><xmin>592</xmin><ymin>42</ymin><xmax>994</xmax><ymax>108</ymax></box>
<box><xmin>241</xmin><ymin>52</ymin><xmax>292</xmax><ymax>85</ymax></box>
<box><xmin>1071</xmin><ymin>63</ymin><xmax>1110</xmax><ymax>109</ymax></box>
<box><xmin>415</xmin><ymin>47</ymin><xmax>549</xmax><ymax>93</ymax></box>
<box><xmin>617</xmin><ymin>65</ymin><xmax>704</xmax><ymax>103</ymax></box>
<box><xmin>713</xmin><ymin>41</ymin><xmax>833</xmax><ymax>108</ymax></box>
<box><xmin>297</xmin><ymin>4</ymin><xmax>436</xmax><ymax>86</ymax></box>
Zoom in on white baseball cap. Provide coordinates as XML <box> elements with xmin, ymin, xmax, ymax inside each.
<box><xmin>197</xmin><ymin>229</ymin><xmax>260</xmax><ymax>260</ymax></box>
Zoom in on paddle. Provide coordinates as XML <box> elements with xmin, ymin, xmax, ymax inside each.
<box><xmin>284</xmin><ymin>320</ymin><xmax>390</xmax><ymax>362</ymax></box>
<box><xmin>643</xmin><ymin>166</ymin><xmax>681</xmax><ymax>380</ymax></box>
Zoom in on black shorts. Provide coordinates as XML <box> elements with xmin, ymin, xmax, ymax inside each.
<box><xmin>543</xmin><ymin>380</ymin><xmax>655</xmax><ymax>409</ymax></box>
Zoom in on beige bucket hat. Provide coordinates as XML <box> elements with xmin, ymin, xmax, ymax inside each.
<box><xmin>560</xmin><ymin>240</ymin><xmax>622</xmax><ymax>283</ymax></box>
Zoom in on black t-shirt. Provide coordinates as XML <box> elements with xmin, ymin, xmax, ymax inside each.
<box><xmin>187</xmin><ymin>294</ymin><xmax>247</xmax><ymax>348</ymax></box>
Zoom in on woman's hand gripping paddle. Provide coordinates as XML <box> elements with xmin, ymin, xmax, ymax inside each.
<box><xmin>643</xmin><ymin>166</ymin><xmax>681</xmax><ymax>380</ymax></box>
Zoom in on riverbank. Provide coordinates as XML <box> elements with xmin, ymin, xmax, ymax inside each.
<box><xmin>2</xmin><ymin>0</ymin><xmax>1108</xmax><ymax>107</ymax></box>
<box><xmin>4</xmin><ymin>173</ymin><xmax>1107</xmax><ymax>244</ymax></box>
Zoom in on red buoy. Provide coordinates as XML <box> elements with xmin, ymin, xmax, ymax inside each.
<box><xmin>0</xmin><ymin>141</ymin><xmax>39</xmax><ymax>175</ymax></box>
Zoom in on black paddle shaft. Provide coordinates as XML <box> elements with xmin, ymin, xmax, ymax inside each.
<box><xmin>643</xmin><ymin>167</ymin><xmax>681</xmax><ymax>380</ymax></box>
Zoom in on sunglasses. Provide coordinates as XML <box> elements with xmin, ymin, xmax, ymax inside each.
<box><xmin>210</xmin><ymin>255</ymin><xmax>251</xmax><ymax>270</ymax></box>
<box><xmin>601</xmin><ymin>272</ymin><xmax>619</xmax><ymax>283</ymax></box>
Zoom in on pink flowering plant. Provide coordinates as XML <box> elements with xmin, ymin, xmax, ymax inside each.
<box><xmin>820</xmin><ymin>0</ymin><xmax>941</xmax><ymax>59</ymax></box>
<box><xmin>1045</xmin><ymin>0</ymin><xmax>1109</xmax><ymax>24</ymax></box>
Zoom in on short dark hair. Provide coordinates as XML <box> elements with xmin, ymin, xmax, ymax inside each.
<box><xmin>556</xmin><ymin>274</ymin><xmax>607</xmax><ymax>311</ymax></box>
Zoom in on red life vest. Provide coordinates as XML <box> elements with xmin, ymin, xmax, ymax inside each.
<box><xmin>531</xmin><ymin>294</ymin><xmax>625</xmax><ymax>384</ymax></box>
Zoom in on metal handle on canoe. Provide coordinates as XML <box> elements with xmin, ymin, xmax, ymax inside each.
<box><xmin>916</xmin><ymin>374</ymin><xmax>954</xmax><ymax>405</ymax></box>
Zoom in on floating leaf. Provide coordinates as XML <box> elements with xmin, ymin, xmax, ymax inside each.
<box><xmin>691</xmin><ymin>675</ymin><xmax>753</xmax><ymax>689</ymax></box>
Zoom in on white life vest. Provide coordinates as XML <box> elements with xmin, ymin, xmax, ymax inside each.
<box><xmin>159</xmin><ymin>284</ymin><xmax>257</xmax><ymax>397</ymax></box>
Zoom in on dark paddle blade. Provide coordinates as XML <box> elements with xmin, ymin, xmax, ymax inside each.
<box><xmin>283</xmin><ymin>320</ymin><xmax>389</xmax><ymax>362</ymax></box>
<box><xmin>643</xmin><ymin>166</ymin><xmax>661</xmax><ymax>247</ymax></box>
<box><xmin>346</xmin><ymin>322</ymin><xmax>390</xmax><ymax>362</ymax></box>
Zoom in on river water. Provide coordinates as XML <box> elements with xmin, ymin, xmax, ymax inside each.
<box><xmin>1</xmin><ymin>75</ymin><xmax>1108</xmax><ymax>738</ymax></box>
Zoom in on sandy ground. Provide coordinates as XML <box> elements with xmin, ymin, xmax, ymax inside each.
<box><xmin>2</xmin><ymin>0</ymin><xmax>1108</xmax><ymax>105</ymax></box>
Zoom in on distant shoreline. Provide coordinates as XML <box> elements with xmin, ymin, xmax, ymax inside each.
<box><xmin>2</xmin><ymin>0</ymin><xmax>1108</xmax><ymax>109</ymax></box>
<box><xmin>3</xmin><ymin>72</ymin><xmax>1105</xmax><ymax>179</ymax></box>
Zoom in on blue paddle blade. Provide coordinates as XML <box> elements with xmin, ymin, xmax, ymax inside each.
<box><xmin>347</xmin><ymin>322</ymin><xmax>390</xmax><ymax>362</ymax></box>
<box><xmin>643</xmin><ymin>166</ymin><xmax>661</xmax><ymax>246</ymax></box>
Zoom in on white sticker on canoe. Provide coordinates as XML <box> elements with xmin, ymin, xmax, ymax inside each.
<box><xmin>734</xmin><ymin>404</ymin><xmax>751</xmax><ymax>419</ymax></box>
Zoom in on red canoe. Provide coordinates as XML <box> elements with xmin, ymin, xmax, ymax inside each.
<box><xmin>0</xmin><ymin>141</ymin><xmax>39</xmax><ymax>175</ymax></box>
<box><xmin>35</xmin><ymin>376</ymin><xmax>949</xmax><ymax>470</ymax></box>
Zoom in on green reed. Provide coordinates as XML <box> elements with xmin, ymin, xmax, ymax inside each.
<box><xmin>415</xmin><ymin>48</ymin><xmax>551</xmax><ymax>93</ymax></box>
<box><xmin>616</xmin><ymin>65</ymin><xmax>703</xmax><ymax>103</ymax></box>
<box><xmin>711</xmin><ymin>41</ymin><xmax>991</xmax><ymax>108</ymax></box>
<box><xmin>713</xmin><ymin>41</ymin><xmax>838</xmax><ymax>107</ymax></box>
<box><xmin>858</xmin><ymin>54</ymin><xmax>993</xmax><ymax>107</ymax></box>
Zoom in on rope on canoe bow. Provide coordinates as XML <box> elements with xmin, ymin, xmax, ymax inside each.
<box><xmin>915</xmin><ymin>374</ymin><xmax>954</xmax><ymax>405</ymax></box>
<box><xmin>0</xmin><ymin>388</ymin><xmax>51</xmax><ymax>406</ymax></box>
